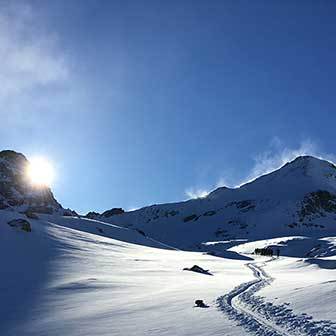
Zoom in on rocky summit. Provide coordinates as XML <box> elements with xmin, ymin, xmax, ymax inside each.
<box><xmin>0</xmin><ymin>150</ymin><xmax>62</xmax><ymax>214</ymax></box>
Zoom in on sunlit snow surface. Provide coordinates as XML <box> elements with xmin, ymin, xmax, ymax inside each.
<box><xmin>1</xmin><ymin>211</ymin><xmax>335</xmax><ymax>336</ymax></box>
<box><xmin>1</xmin><ymin>212</ymin><xmax>252</xmax><ymax>336</ymax></box>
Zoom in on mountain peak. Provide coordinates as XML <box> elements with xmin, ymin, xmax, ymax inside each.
<box><xmin>207</xmin><ymin>155</ymin><xmax>336</xmax><ymax>201</ymax></box>
<box><xmin>0</xmin><ymin>149</ymin><xmax>26</xmax><ymax>159</ymax></box>
<box><xmin>0</xmin><ymin>149</ymin><xmax>62</xmax><ymax>213</ymax></box>
<box><xmin>286</xmin><ymin>155</ymin><xmax>334</xmax><ymax>167</ymax></box>
<box><xmin>0</xmin><ymin>150</ymin><xmax>28</xmax><ymax>170</ymax></box>
<box><xmin>283</xmin><ymin>155</ymin><xmax>336</xmax><ymax>178</ymax></box>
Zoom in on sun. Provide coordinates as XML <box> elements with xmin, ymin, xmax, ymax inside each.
<box><xmin>27</xmin><ymin>157</ymin><xmax>55</xmax><ymax>187</ymax></box>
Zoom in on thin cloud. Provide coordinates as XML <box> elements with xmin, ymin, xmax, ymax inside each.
<box><xmin>0</xmin><ymin>2</ymin><xmax>68</xmax><ymax>100</ymax></box>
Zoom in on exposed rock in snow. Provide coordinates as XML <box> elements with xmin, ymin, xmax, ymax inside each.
<box><xmin>84</xmin><ymin>211</ymin><xmax>100</xmax><ymax>219</ymax></box>
<box><xmin>7</xmin><ymin>218</ymin><xmax>32</xmax><ymax>232</ymax></box>
<box><xmin>183</xmin><ymin>265</ymin><xmax>213</xmax><ymax>275</ymax></box>
<box><xmin>101</xmin><ymin>207</ymin><xmax>125</xmax><ymax>217</ymax></box>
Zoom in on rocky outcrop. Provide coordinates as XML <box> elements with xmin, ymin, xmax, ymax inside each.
<box><xmin>298</xmin><ymin>190</ymin><xmax>336</xmax><ymax>222</ymax></box>
<box><xmin>85</xmin><ymin>211</ymin><xmax>100</xmax><ymax>219</ymax></box>
<box><xmin>7</xmin><ymin>218</ymin><xmax>32</xmax><ymax>232</ymax></box>
<box><xmin>62</xmin><ymin>208</ymin><xmax>79</xmax><ymax>217</ymax></box>
<box><xmin>101</xmin><ymin>208</ymin><xmax>125</xmax><ymax>217</ymax></box>
<box><xmin>0</xmin><ymin>150</ymin><xmax>62</xmax><ymax>213</ymax></box>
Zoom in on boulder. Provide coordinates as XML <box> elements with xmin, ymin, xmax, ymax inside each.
<box><xmin>195</xmin><ymin>300</ymin><xmax>209</xmax><ymax>308</ymax></box>
<box><xmin>183</xmin><ymin>265</ymin><xmax>213</xmax><ymax>275</ymax></box>
<box><xmin>7</xmin><ymin>219</ymin><xmax>32</xmax><ymax>232</ymax></box>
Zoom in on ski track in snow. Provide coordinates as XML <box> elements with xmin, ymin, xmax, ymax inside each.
<box><xmin>217</xmin><ymin>259</ymin><xmax>336</xmax><ymax>336</ymax></box>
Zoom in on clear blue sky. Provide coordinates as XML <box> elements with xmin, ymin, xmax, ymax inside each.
<box><xmin>2</xmin><ymin>0</ymin><xmax>336</xmax><ymax>213</ymax></box>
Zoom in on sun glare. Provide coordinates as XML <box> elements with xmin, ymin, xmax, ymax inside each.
<box><xmin>27</xmin><ymin>157</ymin><xmax>55</xmax><ymax>187</ymax></box>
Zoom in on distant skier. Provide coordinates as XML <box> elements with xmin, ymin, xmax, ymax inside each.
<box><xmin>276</xmin><ymin>248</ymin><xmax>280</xmax><ymax>258</ymax></box>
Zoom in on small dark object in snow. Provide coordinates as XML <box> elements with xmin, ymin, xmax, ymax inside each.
<box><xmin>254</xmin><ymin>247</ymin><xmax>273</xmax><ymax>257</ymax></box>
<box><xmin>136</xmin><ymin>229</ymin><xmax>146</xmax><ymax>237</ymax></box>
<box><xmin>195</xmin><ymin>300</ymin><xmax>209</xmax><ymax>308</ymax></box>
<box><xmin>183</xmin><ymin>265</ymin><xmax>213</xmax><ymax>275</ymax></box>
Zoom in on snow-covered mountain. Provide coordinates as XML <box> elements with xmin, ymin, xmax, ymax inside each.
<box><xmin>0</xmin><ymin>150</ymin><xmax>67</xmax><ymax>215</ymax></box>
<box><xmin>1</xmin><ymin>151</ymin><xmax>335</xmax><ymax>336</ymax></box>
<box><xmin>1</xmin><ymin>196</ymin><xmax>335</xmax><ymax>336</ymax></box>
<box><xmin>2</xmin><ymin>150</ymin><xmax>336</xmax><ymax>251</ymax></box>
<box><xmin>92</xmin><ymin>156</ymin><xmax>336</xmax><ymax>250</ymax></box>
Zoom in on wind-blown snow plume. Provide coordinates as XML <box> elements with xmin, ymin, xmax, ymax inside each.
<box><xmin>185</xmin><ymin>139</ymin><xmax>336</xmax><ymax>198</ymax></box>
<box><xmin>185</xmin><ymin>188</ymin><xmax>209</xmax><ymax>199</ymax></box>
<box><xmin>240</xmin><ymin>138</ymin><xmax>336</xmax><ymax>186</ymax></box>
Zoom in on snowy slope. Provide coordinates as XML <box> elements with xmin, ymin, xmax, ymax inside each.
<box><xmin>1</xmin><ymin>210</ymin><xmax>335</xmax><ymax>336</ymax></box>
<box><xmin>90</xmin><ymin>156</ymin><xmax>336</xmax><ymax>251</ymax></box>
<box><xmin>2</xmin><ymin>152</ymin><xmax>336</xmax><ymax>335</ymax></box>
<box><xmin>0</xmin><ymin>209</ymin><xmax>254</xmax><ymax>336</ymax></box>
<box><xmin>259</xmin><ymin>256</ymin><xmax>336</xmax><ymax>322</ymax></box>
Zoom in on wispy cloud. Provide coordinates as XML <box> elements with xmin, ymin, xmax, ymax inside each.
<box><xmin>0</xmin><ymin>2</ymin><xmax>68</xmax><ymax>100</ymax></box>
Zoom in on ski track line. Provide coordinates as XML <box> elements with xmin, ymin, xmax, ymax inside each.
<box><xmin>217</xmin><ymin>259</ymin><xmax>336</xmax><ymax>336</ymax></box>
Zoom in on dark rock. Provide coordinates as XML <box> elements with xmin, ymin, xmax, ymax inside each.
<box><xmin>23</xmin><ymin>210</ymin><xmax>39</xmax><ymax>219</ymax></box>
<box><xmin>298</xmin><ymin>190</ymin><xmax>336</xmax><ymax>221</ymax></box>
<box><xmin>7</xmin><ymin>219</ymin><xmax>32</xmax><ymax>232</ymax></box>
<box><xmin>85</xmin><ymin>211</ymin><xmax>100</xmax><ymax>219</ymax></box>
<box><xmin>136</xmin><ymin>228</ymin><xmax>146</xmax><ymax>236</ymax></box>
<box><xmin>203</xmin><ymin>210</ymin><xmax>216</xmax><ymax>216</ymax></box>
<box><xmin>164</xmin><ymin>210</ymin><xmax>179</xmax><ymax>217</ymax></box>
<box><xmin>0</xmin><ymin>150</ymin><xmax>27</xmax><ymax>162</ymax></box>
<box><xmin>226</xmin><ymin>200</ymin><xmax>256</xmax><ymax>212</ymax></box>
<box><xmin>183</xmin><ymin>214</ymin><xmax>199</xmax><ymax>222</ymax></box>
<box><xmin>195</xmin><ymin>300</ymin><xmax>209</xmax><ymax>308</ymax></box>
<box><xmin>7</xmin><ymin>198</ymin><xmax>24</xmax><ymax>207</ymax></box>
<box><xmin>0</xmin><ymin>150</ymin><xmax>62</xmax><ymax>213</ymax></box>
<box><xmin>63</xmin><ymin>209</ymin><xmax>78</xmax><ymax>217</ymax></box>
<box><xmin>101</xmin><ymin>208</ymin><xmax>125</xmax><ymax>217</ymax></box>
<box><xmin>183</xmin><ymin>265</ymin><xmax>213</xmax><ymax>275</ymax></box>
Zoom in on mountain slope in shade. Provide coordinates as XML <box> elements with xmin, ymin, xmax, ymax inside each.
<box><xmin>0</xmin><ymin>150</ymin><xmax>64</xmax><ymax>214</ymax></box>
<box><xmin>94</xmin><ymin>156</ymin><xmax>336</xmax><ymax>250</ymax></box>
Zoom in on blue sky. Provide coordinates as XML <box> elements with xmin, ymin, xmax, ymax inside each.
<box><xmin>2</xmin><ymin>0</ymin><xmax>336</xmax><ymax>213</ymax></box>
